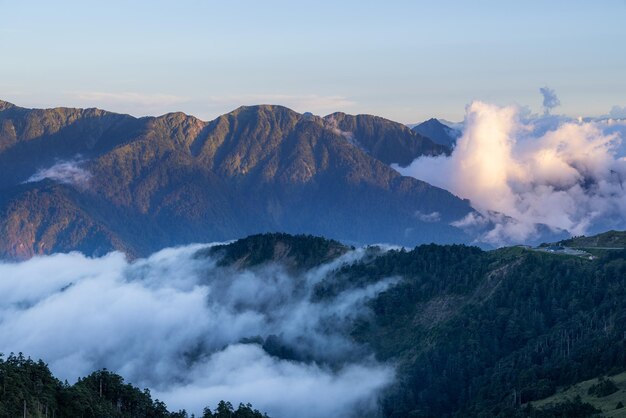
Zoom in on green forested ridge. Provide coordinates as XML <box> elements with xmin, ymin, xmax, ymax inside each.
<box><xmin>204</xmin><ymin>232</ymin><xmax>350</xmax><ymax>271</ymax></box>
<box><xmin>0</xmin><ymin>100</ymin><xmax>473</xmax><ymax>259</ymax></box>
<box><xmin>197</xmin><ymin>232</ymin><xmax>626</xmax><ymax>417</ymax></box>
<box><xmin>559</xmin><ymin>231</ymin><xmax>626</xmax><ymax>249</ymax></box>
<box><xmin>344</xmin><ymin>245</ymin><xmax>626</xmax><ymax>417</ymax></box>
<box><xmin>0</xmin><ymin>353</ymin><xmax>269</xmax><ymax>418</ymax></box>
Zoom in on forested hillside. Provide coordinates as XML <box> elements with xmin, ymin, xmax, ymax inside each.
<box><xmin>0</xmin><ymin>353</ymin><xmax>269</xmax><ymax>418</ymax></box>
<box><xmin>342</xmin><ymin>245</ymin><xmax>626</xmax><ymax>416</ymax></box>
<box><xmin>559</xmin><ymin>231</ymin><xmax>626</xmax><ymax>249</ymax></box>
<box><xmin>0</xmin><ymin>100</ymin><xmax>474</xmax><ymax>259</ymax></box>
<box><xmin>209</xmin><ymin>233</ymin><xmax>626</xmax><ymax>417</ymax></box>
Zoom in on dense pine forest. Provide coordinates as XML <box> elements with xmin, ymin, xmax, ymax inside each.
<box><xmin>341</xmin><ymin>244</ymin><xmax>626</xmax><ymax>417</ymax></box>
<box><xmin>0</xmin><ymin>353</ymin><xmax>269</xmax><ymax>418</ymax></box>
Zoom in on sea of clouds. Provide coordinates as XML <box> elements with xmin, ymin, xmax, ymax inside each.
<box><xmin>0</xmin><ymin>245</ymin><xmax>396</xmax><ymax>417</ymax></box>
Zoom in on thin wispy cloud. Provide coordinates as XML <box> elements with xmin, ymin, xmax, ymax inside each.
<box><xmin>415</xmin><ymin>211</ymin><xmax>441</xmax><ymax>223</ymax></box>
<box><xmin>207</xmin><ymin>94</ymin><xmax>356</xmax><ymax>115</ymax></box>
<box><xmin>69</xmin><ymin>91</ymin><xmax>189</xmax><ymax>107</ymax></box>
<box><xmin>609</xmin><ymin>105</ymin><xmax>626</xmax><ymax>119</ymax></box>
<box><xmin>63</xmin><ymin>91</ymin><xmax>192</xmax><ymax>118</ymax></box>
<box><xmin>26</xmin><ymin>159</ymin><xmax>92</xmax><ymax>187</ymax></box>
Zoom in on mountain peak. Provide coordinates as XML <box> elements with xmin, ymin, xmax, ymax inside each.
<box><xmin>203</xmin><ymin>233</ymin><xmax>349</xmax><ymax>271</ymax></box>
<box><xmin>0</xmin><ymin>99</ymin><xmax>17</xmax><ymax>111</ymax></box>
<box><xmin>321</xmin><ymin>112</ymin><xmax>447</xmax><ymax>165</ymax></box>
<box><xmin>230</xmin><ymin>104</ymin><xmax>300</xmax><ymax>116</ymax></box>
<box><xmin>154</xmin><ymin>111</ymin><xmax>203</xmax><ymax>125</ymax></box>
<box><xmin>412</xmin><ymin>118</ymin><xmax>460</xmax><ymax>148</ymax></box>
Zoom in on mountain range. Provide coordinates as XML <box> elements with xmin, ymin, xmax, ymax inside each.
<box><xmin>0</xmin><ymin>99</ymin><xmax>477</xmax><ymax>259</ymax></box>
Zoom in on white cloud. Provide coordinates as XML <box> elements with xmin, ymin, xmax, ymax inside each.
<box><xmin>395</xmin><ymin>101</ymin><xmax>626</xmax><ymax>245</ymax></box>
<box><xmin>609</xmin><ymin>105</ymin><xmax>626</xmax><ymax>119</ymax></box>
<box><xmin>64</xmin><ymin>91</ymin><xmax>191</xmax><ymax>117</ymax></box>
<box><xmin>156</xmin><ymin>344</ymin><xmax>391</xmax><ymax>418</ymax></box>
<box><xmin>0</xmin><ymin>245</ymin><xmax>395</xmax><ymax>417</ymax></box>
<box><xmin>415</xmin><ymin>211</ymin><xmax>441</xmax><ymax>223</ymax></box>
<box><xmin>26</xmin><ymin>159</ymin><xmax>92</xmax><ymax>186</ymax></box>
<box><xmin>70</xmin><ymin>91</ymin><xmax>189</xmax><ymax>107</ymax></box>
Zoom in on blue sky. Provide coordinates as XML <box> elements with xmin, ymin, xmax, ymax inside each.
<box><xmin>1</xmin><ymin>0</ymin><xmax>625</xmax><ymax>122</ymax></box>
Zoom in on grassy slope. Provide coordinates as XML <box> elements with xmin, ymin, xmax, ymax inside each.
<box><xmin>561</xmin><ymin>231</ymin><xmax>626</xmax><ymax>249</ymax></box>
<box><xmin>532</xmin><ymin>372</ymin><xmax>626</xmax><ymax>417</ymax></box>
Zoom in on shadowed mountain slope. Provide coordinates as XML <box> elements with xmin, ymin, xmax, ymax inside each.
<box><xmin>325</xmin><ymin>111</ymin><xmax>448</xmax><ymax>166</ymax></box>
<box><xmin>412</xmin><ymin>117</ymin><xmax>460</xmax><ymax>148</ymax></box>
<box><xmin>0</xmin><ymin>100</ymin><xmax>476</xmax><ymax>258</ymax></box>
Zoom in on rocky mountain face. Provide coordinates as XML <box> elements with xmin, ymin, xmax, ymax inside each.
<box><xmin>0</xmin><ymin>100</ymin><xmax>476</xmax><ymax>259</ymax></box>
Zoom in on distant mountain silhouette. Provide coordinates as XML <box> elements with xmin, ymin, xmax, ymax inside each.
<box><xmin>412</xmin><ymin>118</ymin><xmax>460</xmax><ymax>148</ymax></box>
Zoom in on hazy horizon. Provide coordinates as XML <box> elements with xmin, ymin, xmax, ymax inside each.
<box><xmin>2</xmin><ymin>0</ymin><xmax>625</xmax><ymax>123</ymax></box>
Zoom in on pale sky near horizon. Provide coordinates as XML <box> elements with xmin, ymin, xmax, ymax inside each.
<box><xmin>1</xmin><ymin>0</ymin><xmax>625</xmax><ymax>123</ymax></box>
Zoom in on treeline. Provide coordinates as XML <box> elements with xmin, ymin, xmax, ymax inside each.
<box><xmin>0</xmin><ymin>353</ymin><xmax>269</xmax><ymax>418</ymax></box>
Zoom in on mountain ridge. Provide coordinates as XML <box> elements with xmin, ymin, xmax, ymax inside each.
<box><xmin>0</xmin><ymin>100</ymin><xmax>476</xmax><ymax>259</ymax></box>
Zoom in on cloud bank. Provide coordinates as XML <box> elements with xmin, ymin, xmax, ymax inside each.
<box><xmin>0</xmin><ymin>245</ymin><xmax>395</xmax><ymax>418</ymax></box>
<box><xmin>395</xmin><ymin>101</ymin><xmax>626</xmax><ymax>245</ymax></box>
